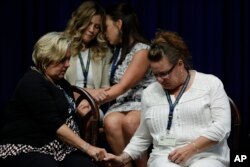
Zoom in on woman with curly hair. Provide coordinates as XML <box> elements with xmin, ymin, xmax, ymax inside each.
<box><xmin>64</xmin><ymin>1</ymin><xmax>111</xmax><ymax>106</ymax></box>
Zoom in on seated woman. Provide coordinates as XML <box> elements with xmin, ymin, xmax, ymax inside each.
<box><xmin>96</xmin><ymin>3</ymin><xmax>155</xmax><ymax>167</ymax></box>
<box><xmin>104</xmin><ymin>30</ymin><xmax>231</xmax><ymax>167</ymax></box>
<box><xmin>0</xmin><ymin>32</ymin><xmax>107</xmax><ymax>167</ymax></box>
<box><xmin>64</xmin><ymin>1</ymin><xmax>112</xmax><ymax>122</ymax></box>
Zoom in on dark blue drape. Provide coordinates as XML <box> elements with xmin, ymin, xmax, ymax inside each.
<box><xmin>1</xmin><ymin>0</ymin><xmax>249</xmax><ymax>154</ymax></box>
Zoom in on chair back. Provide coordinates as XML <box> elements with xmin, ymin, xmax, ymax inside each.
<box><xmin>228</xmin><ymin>97</ymin><xmax>241</xmax><ymax>150</ymax></box>
<box><xmin>71</xmin><ymin>86</ymin><xmax>100</xmax><ymax>145</ymax></box>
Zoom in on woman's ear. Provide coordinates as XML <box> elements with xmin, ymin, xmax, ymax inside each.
<box><xmin>116</xmin><ymin>19</ymin><xmax>123</xmax><ymax>30</ymax></box>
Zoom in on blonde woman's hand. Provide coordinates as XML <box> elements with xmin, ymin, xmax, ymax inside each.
<box><xmin>86</xmin><ymin>145</ymin><xmax>108</xmax><ymax>161</ymax></box>
<box><xmin>76</xmin><ymin>99</ymin><xmax>91</xmax><ymax>117</ymax></box>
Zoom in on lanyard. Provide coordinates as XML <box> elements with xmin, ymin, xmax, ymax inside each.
<box><xmin>57</xmin><ymin>85</ymin><xmax>76</xmax><ymax>115</ymax></box>
<box><xmin>110</xmin><ymin>47</ymin><xmax>120</xmax><ymax>85</ymax></box>
<box><xmin>78</xmin><ymin>49</ymin><xmax>91</xmax><ymax>88</ymax></box>
<box><xmin>165</xmin><ymin>72</ymin><xmax>190</xmax><ymax>133</ymax></box>
<box><xmin>63</xmin><ymin>90</ymin><xmax>76</xmax><ymax>115</ymax></box>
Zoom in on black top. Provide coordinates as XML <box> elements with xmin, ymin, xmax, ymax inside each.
<box><xmin>0</xmin><ymin>69</ymin><xmax>75</xmax><ymax>147</ymax></box>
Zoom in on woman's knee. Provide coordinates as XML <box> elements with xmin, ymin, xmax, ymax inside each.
<box><xmin>122</xmin><ymin>112</ymin><xmax>140</xmax><ymax>133</ymax></box>
<box><xmin>103</xmin><ymin>113</ymin><xmax>123</xmax><ymax>133</ymax></box>
<box><xmin>190</xmin><ymin>158</ymin><xmax>226</xmax><ymax>167</ymax></box>
<box><xmin>149</xmin><ymin>156</ymin><xmax>180</xmax><ymax>167</ymax></box>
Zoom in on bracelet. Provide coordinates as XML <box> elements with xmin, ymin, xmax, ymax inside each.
<box><xmin>82</xmin><ymin>143</ymin><xmax>90</xmax><ymax>153</ymax></box>
<box><xmin>191</xmin><ymin>142</ymin><xmax>199</xmax><ymax>153</ymax></box>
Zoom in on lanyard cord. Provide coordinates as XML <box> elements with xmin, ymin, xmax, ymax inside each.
<box><xmin>56</xmin><ymin>85</ymin><xmax>76</xmax><ymax>115</ymax></box>
<box><xmin>35</xmin><ymin>66</ymin><xmax>77</xmax><ymax>115</ymax></box>
<box><xmin>165</xmin><ymin>71</ymin><xmax>190</xmax><ymax>133</ymax></box>
<box><xmin>110</xmin><ymin>47</ymin><xmax>120</xmax><ymax>85</ymax></box>
<box><xmin>62</xmin><ymin>89</ymin><xmax>76</xmax><ymax>115</ymax></box>
<box><xmin>78</xmin><ymin>49</ymin><xmax>91</xmax><ymax>88</ymax></box>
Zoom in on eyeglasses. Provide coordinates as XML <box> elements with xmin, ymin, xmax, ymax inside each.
<box><xmin>154</xmin><ymin>63</ymin><xmax>176</xmax><ymax>78</ymax></box>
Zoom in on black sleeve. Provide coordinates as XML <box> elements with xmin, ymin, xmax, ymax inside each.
<box><xmin>16</xmin><ymin>71</ymin><xmax>69</xmax><ymax>135</ymax></box>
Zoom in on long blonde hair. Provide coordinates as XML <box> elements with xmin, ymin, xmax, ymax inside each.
<box><xmin>64</xmin><ymin>1</ymin><xmax>108</xmax><ymax>60</ymax></box>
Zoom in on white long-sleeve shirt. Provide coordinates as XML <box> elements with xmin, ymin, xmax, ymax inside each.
<box><xmin>124</xmin><ymin>71</ymin><xmax>231</xmax><ymax>167</ymax></box>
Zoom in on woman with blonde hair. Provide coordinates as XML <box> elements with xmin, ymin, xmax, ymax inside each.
<box><xmin>64</xmin><ymin>1</ymin><xmax>111</xmax><ymax>103</ymax></box>
<box><xmin>0</xmin><ymin>32</ymin><xmax>107</xmax><ymax>167</ymax></box>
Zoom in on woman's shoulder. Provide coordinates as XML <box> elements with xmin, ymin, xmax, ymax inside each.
<box><xmin>143</xmin><ymin>82</ymin><xmax>164</xmax><ymax>98</ymax></box>
<box><xmin>14</xmin><ymin>69</ymin><xmax>47</xmax><ymax>92</ymax></box>
<box><xmin>21</xmin><ymin>69</ymin><xmax>44</xmax><ymax>83</ymax></box>
<box><xmin>144</xmin><ymin>81</ymin><xmax>163</xmax><ymax>93</ymax></box>
<box><xmin>132</xmin><ymin>42</ymin><xmax>150</xmax><ymax>51</ymax></box>
<box><xmin>195</xmin><ymin>71</ymin><xmax>222</xmax><ymax>83</ymax></box>
<box><xmin>193</xmin><ymin>71</ymin><xmax>224</xmax><ymax>90</ymax></box>
<box><xmin>141</xmin><ymin>82</ymin><xmax>167</xmax><ymax>107</ymax></box>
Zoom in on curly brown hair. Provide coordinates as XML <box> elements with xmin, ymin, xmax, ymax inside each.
<box><xmin>148</xmin><ymin>30</ymin><xmax>192</xmax><ymax>70</ymax></box>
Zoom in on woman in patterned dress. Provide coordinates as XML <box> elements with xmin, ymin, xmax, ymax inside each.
<box><xmin>0</xmin><ymin>32</ymin><xmax>107</xmax><ymax>167</ymax></box>
<box><xmin>96</xmin><ymin>3</ymin><xmax>155</xmax><ymax>167</ymax></box>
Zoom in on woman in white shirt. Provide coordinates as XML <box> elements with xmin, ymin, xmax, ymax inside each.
<box><xmin>104</xmin><ymin>30</ymin><xmax>231</xmax><ymax>167</ymax></box>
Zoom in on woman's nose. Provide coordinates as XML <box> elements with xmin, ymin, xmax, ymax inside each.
<box><xmin>64</xmin><ymin>59</ymin><xmax>70</xmax><ymax>67</ymax></box>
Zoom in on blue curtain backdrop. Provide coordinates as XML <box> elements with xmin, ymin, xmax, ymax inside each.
<box><xmin>0</xmin><ymin>0</ymin><xmax>249</xmax><ymax>152</ymax></box>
